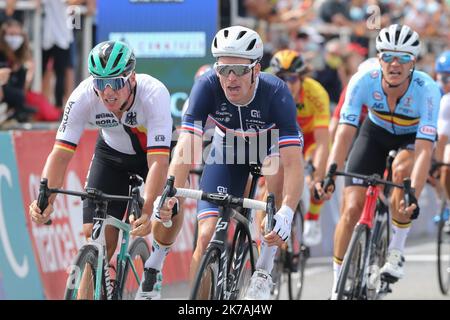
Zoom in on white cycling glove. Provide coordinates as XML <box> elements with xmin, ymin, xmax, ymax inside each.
<box><xmin>152</xmin><ymin>196</ymin><xmax>178</xmax><ymax>227</ymax></box>
<box><xmin>273</xmin><ymin>205</ymin><xmax>294</xmax><ymax>241</ymax></box>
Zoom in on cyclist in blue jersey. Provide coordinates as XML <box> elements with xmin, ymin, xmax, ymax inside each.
<box><xmin>315</xmin><ymin>24</ymin><xmax>441</xmax><ymax>299</ymax></box>
<box><xmin>434</xmin><ymin>51</ymin><xmax>450</xmax><ymax>199</ymax></box>
<box><xmin>135</xmin><ymin>25</ymin><xmax>304</xmax><ymax>300</ymax></box>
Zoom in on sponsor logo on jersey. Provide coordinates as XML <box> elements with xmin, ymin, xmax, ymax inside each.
<box><xmin>250</xmin><ymin>110</ymin><xmax>261</xmax><ymax>119</ymax></box>
<box><xmin>419</xmin><ymin>125</ymin><xmax>436</xmax><ymax>136</ymax></box>
<box><xmin>125</xmin><ymin>111</ymin><xmax>137</xmax><ymax>126</ymax></box>
<box><xmin>341</xmin><ymin>113</ymin><xmax>358</xmax><ymax>122</ymax></box>
<box><xmin>372</xmin><ymin>102</ymin><xmax>384</xmax><ymax>110</ymax></box>
<box><xmin>370</xmin><ymin>70</ymin><xmax>380</xmax><ymax>78</ymax></box>
<box><xmin>403</xmin><ymin>96</ymin><xmax>412</xmax><ymax>107</ymax></box>
<box><xmin>220</xmin><ymin>103</ymin><xmax>228</xmax><ymax>111</ymax></box>
<box><xmin>373</xmin><ymin>91</ymin><xmax>383</xmax><ymax>101</ymax></box>
<box><xmin>95</xmin><ymin>118</ymin><xmax>119</xmax><ymax>127</ymax></box>
<box><xmin>155</xmin><ymin>135</ymin><xmax>165</xmax><ymax>142</ymax></box>
<box><xmin>414</xmin><ymin>78</ymin><xmax>424</xmax><ymax>87</ymax></box>
<box><xmin>58</xmin><ymin>101</ymin><xmax>75</xmax><ymax>132</ymax></box>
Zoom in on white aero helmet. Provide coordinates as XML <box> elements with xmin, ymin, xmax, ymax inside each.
<box><xmin>211</xmin><ymin>26</ymin><xmax>263</xmax><ymax>61</ymax></box>
<box><xmin>376</xmin><ymin>24</ymin><xmax>420</xmax><ymax>57</ymax></box>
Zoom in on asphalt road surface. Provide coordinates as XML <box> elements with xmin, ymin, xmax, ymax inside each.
<box><xmin>162</xmin><ymin>235</ymin><xmax>449</xmax><ymax>300</ymax></box>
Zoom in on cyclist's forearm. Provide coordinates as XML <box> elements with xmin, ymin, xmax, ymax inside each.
<box><xmin>327</xmin><ymin>124</ymin><xmax>357</xmax><ymax>170</ymax></box>
<box><xmin>313</xmin><ymin>133</ymin><xmax>330</xmax><ymax>181</ymax></box>
<box><xmin>281</xmin><ymin>148</ymin><xmax>304</xmax><ymax>210</ymax></box>
<box><xmin>168</xmin><ymin>133</ymin><xmax>202</xmax><ymax>189</ymax></box>
<box><xmin>41</xmin><ymin>147</ymin><xmax>73</xmax><ymax>204</ymax></box>
<box><xmin>143</xmin><ymin>155</ymin><xmax>169</xmax><ymax>215</ymax></box>
<box><xmin>411</xmin><ymin>139</ymin><xmax>433</xmax><ymax>197</ymax></box>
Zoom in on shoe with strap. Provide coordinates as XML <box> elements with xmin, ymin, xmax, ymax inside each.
<box><xmin>135</xmin><ymin>268</ymin><xmax>163</xmax><ymax>300</ymax></box>
<box><xmin>244</xmin><ymin>269</ymin><xmax>273</xmax><ymax>300</ymax></box>
<box><xmin>303</xmin><ymin>220</ymin><xmax>322</xmax><ymax>247</ymax></box>
<box><xmin>380</xmin><ymin>249</ymin><xmax>405</xmax><ymax>283</ymax></box>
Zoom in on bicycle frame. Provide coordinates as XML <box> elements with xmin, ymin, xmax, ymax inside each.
<box><xmin>68</xmin><ymin>203</ymin><xmax>140</xmax><ymax>300</ymax></box>
<box><xmin>39</xmin><ymin>176</ymin><xmax>146</xmax><ymax>300</ymax></box>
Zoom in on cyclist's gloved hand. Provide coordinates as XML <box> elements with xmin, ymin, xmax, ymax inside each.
<box><xmin>272</xmin><ymin>205</ymin><xmax>294</xmax><ymax>242</ymax></box>
<box><xmin>408</xmin><ymin>192</ymin><xmax>420</xmax><ymax>220</ymax></box>
<box><xmin>153</xmin><ymin>195</ymin><xmax>178</xmax><ymax>223</ymax></box>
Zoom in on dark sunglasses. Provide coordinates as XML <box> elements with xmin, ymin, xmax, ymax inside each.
<box><xmin>380</xmin><ymin>52</ymin><xmax>415</xmax><ymax>64</ymax></box>
<box><xmin>214</xmin><ymin>61</ymin><xmax>257</xmax><ymax>77</ymax></box>
<box><xmin>277</xmin><ymin>73</ymin><xmax>300</xmax><ymax>83</ymax></box>
<box><xmin>93</xmin><ymin>73</ymin><xmax>131</xmax><ymax>91</ymax></box>
<box><xmin>438</xmin><ymin>73</ymin><xmax>450</xmax><ymax>84</ymax></box>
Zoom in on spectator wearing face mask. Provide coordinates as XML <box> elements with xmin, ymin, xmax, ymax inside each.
<box><xmin>0</xmin><ymin>18</ymin><xmax>35</xmax><ymax>123</ymax></box>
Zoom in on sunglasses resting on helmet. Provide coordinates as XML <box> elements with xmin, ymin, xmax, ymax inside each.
<box><xmin>214</xmin><ymin>60</ymin><xmax>257</xmax><ymax>77</ymax></box>
<box><xmin>93</xmin><ymin>73</ymin><xmax>132</xmax><ymax>91</ymax></box>
<box><xmin>380</xmin><ymin>52</ymin><xmax>415</xmax><ymax>64</ymax></box>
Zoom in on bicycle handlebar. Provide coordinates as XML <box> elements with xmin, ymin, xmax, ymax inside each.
<box><xmin>37</xmin><ymin>176</ymin><xmax>144</xmax><ymax>225</ymax></box>
<box><xmin>324</xmin><ymin>163</ymin><xmax>416</xmax><ymax>212</ymax></box>
<box><xmin>158</xmin><ymin>176</ymin><xmax>276</xmax><ymax>232</ymax></box>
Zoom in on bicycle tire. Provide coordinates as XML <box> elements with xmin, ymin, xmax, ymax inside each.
<box><xmin>190</xmin><ymin>247</ymin><xmax>221</xmax><ymax>300</ymax></box>
<box><xmin>437</xmin><ymin>202</ymin><xmax>450</xmax><ymax>295</ymax></box>
<box><xmin>288</xmin><ymin>207</ymin><xmax>307</xmax><ymax>300</ymax></box>
<box><xmin>120</xmin><ymin>237</ymin><xmax>151</xmax><ymax>300</ymax></box>
<box><xmin>229</xmin><ymin>234</ymin><xmax>259</xmax><ymax>300</ymax></box>
<box><xmin>270</xmin><ymin>248</ymin><xmax>285</xmax><ymax>299</ymax></box>
<box><xmin>64</xmin><ymin>244</ymin><xmax>107</xmax><ymax>300</ymax></box>
<box><xmin>336</xmin><ymin>224</ymin><xmax>369</xmax><ymax>300</ymax></box>
<box><xmin>367</xmin><ymin>211</ymin><xmax>389</xmax><ymax>300</ymax></box>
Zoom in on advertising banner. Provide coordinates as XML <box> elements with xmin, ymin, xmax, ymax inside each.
<box><xmin>0</xmin><ymin>132</ymin><xmax>43</xmax><ymax>299</ymax></box>
<box><xmin>14</xmin><ymin>130</ymin><xmax>97</xmax><ymax>299</ymax></box>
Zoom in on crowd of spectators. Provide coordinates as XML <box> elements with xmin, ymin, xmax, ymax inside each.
<box><xmin>0</xmin><ymin>0</ymin><xmax>95</xmax><ymax>128</ymax></box>
<box><xmin>232</xmin><ymin>0</ymin><xmax>450</xmax><ymax>109</ymax></box>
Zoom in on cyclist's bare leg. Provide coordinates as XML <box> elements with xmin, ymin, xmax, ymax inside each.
<box><xmin>152</xmin><ymin>209</ymin><xmax>184</xmax><ymax>245</ymax></box>
<box><xmin>334</xmin><ymin>186</ymin><xmax>366</xmax><ymax>259</ymax></box>
<box><xmin>390</xmin><ymin>149</ymin><xmax>414</xmax><ymax>223</ymax></box>
<box><xmin>189</xmin><ymin>217</ymin><xmax>218</xmax><ymax>298</ymax></box>
<box><xmin>78</xmin><ymin>223</ymin><xmax>119</xmax><ymax>299</ymax></box>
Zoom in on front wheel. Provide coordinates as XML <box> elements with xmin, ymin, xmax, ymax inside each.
<box><xmin>437</xmin><ymin>206</ymin><xmax>450</xmax><ymax>295</ymax></box>
<box><xmin>336</xmin><ymin>224</ymin><xmax>369</xmax><ymax>300</ymax></box>
<box><xmin>190</xmin><ymin>247</ymin><xmax>221</xmax><ymax>300</ymax></box>
<box><xmin>120</xmin><ymin>237</ymin><xmax>151</xmax><ymax>300</ymax></box>
<box><xmin>64</xmin><ymin>244</ymin><xmax>107</xmax><ymax>300</ymax></box>
<box><xmin>287</xmin><ymin>207</ymin><xmax>308</xmax><ymax>300</ymax></box>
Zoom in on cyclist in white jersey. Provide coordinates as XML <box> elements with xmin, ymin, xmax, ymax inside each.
<box><xmin>434</xmin><ymin>51</ymin><xmax>450</xmax><ymax>197</ymax></box>
<box><xmin>28</xmin><ymin>40</ymin><xmax>173</xmax><ymax>272</ymax></box>
<box><xmin>315</xmin><ymin>24</ymin><xmax>441</xmax><ymax>299</ymax></box>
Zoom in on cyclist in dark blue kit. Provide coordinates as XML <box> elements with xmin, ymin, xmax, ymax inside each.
<box><xmin>136</xmin><ymin>25</ymin><xmax>305</xmax><ymax>300</ymax></box>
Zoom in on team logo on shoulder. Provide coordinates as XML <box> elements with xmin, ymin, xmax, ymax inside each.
<box><xmin>155</xmin><ymin>135</ymin><xmax>165</xmax><ymax>142</ymax></box>
<box><xmin>414</xmin><ymin>78</ymin><xmax>424</xmax><ymax>87</ymax></box>
<box><xmin>419</xmin><ymin>125</ymin><xmax>436</xmax><ymax>136</ymax></box>
<box><xmin>370</xmin><ymin>70</ymin><xmax>379</xmax><ymax>78</ymax></box>
<box><xmin>125</xmin><ymin>111</ymin><xmax>137</xmax><ymax>126</ymax></box>
<box><xmin>373</xmin><ymin>91</ymin><xmax>382</xmax><ymax>101</ymax></box>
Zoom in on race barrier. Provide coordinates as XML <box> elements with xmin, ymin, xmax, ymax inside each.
<box><xmin>0</xmin><ymin>130</ymin><xmax>198</xmax><ymax>299</ymax></box>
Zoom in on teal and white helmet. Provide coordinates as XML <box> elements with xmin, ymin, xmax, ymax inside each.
<box><xmin>88</xmin><ymin>40</ymin><xmax>136</xmax><ymax>78</ymax></box>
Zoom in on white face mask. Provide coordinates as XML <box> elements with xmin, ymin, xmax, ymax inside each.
<box><xmin>4</xmin><ymin>35</ymin><xmax>24</xmax><ymax>51</ymax></box>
